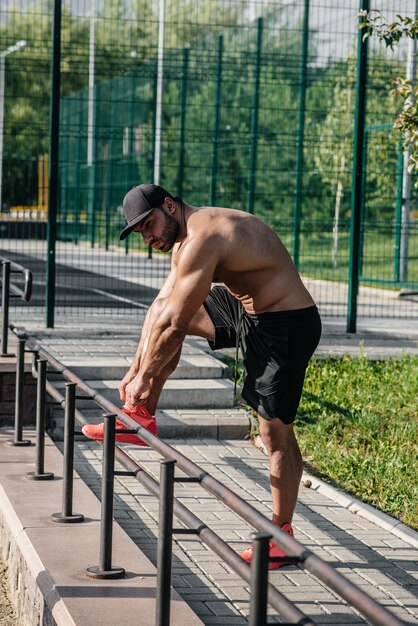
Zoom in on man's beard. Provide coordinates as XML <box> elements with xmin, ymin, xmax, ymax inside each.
<box><xmin>158</xmin><ymin>209</ymin><xmax>180</xmax><ymax>252</ymax></box>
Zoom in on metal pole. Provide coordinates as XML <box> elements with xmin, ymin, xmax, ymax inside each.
<box><xmin>87</xmin><ymin>0</ymin><xmax>96</xmax><ymax>248</ymax></box>
<box><xmin>210</xmin><ymin>34</ymin><xmax>223</xmax><ymax>206</ymax></box>
<box><xmin>1</xmin><ymin>261</ymin><xmax>10</xmax><ymax>356</ymax></box>
<box><xmin>156</xmin><ymin>459</ymin><xmax>175</xmax><ymax>626</ymax></box>
<box><xmin>249</xmin><ymin>533</ymin><xmax>270</xmax><ymax>626</ymax></box>
<box><xmin>86</xmin><ymin>414</ymin><xmax>125</xmax><ymax>579</ymax></box>
<box><xmin>51</xmin><ymin>382</ymin><xmax>84</xmax><ymax>522</ymax></box>
<box><xmin>292</xmin><ymin>0</ymin><xmax>310</xmax><ymax>268</ymax></box>
<box><xmin>27</xmin><ymin>359</ymin><xmax>54</xmax><ymax>480</ymax></box>
<box><xmin>105</xmin><ymin>90</ymin><xmax>114</xmax><ymax>252</ymax></box>
<box><xmin>154</xmin><ymin>0</ymin><xmax>165</xmax><ymax>187</ymax></box>
<box><xmin>101</xmin><ymin>413</ymin><xmax>116</xmax><ymax>570</ymax></box>
<box><xmin>87</xmin><ymin>0</ymin><xmax>95</xmax><ymax>170</ymax></box>
<box><xmin>31</xmin><ymin>344</ymin><xmax>404</xmax><ymax>626</ymax></box>
<box><xmin>7</xmin><ymin>338</ymin><xmax>31</xmax><ymax>446</ymax></box>
<box><xmin>400</xmin><ymin>3</ymin><xmax>417</xmax><ymax>282</ymax></box>
<box><xmin>247</xmin><ymin>17</ymin><xmax>263</xmax><ymax>215</ymax></box>
<box><xmin>46</xmin><ymin>0</ymin><xmax>62</xmax><ymax>328</ymax></box>
<box><xmin>394</xmin><ymin>140</ymin><xmax>404</xmax><ymax>282</ymax></box>
<box><xmin>74</xmin><ymin>98</ymin><xmax>83</xmax><ymax>245</ymax></box>
<box><xmin>347</xmin><ymin>0</ymin><xmax>369</xmax><ymax>333</ymax></box>
<box><xmin>358</xmin><ymin>129</ymin><xmax>368</xmax><ymax>279</ymax></box>
<box><xmin>177</xmin><ymin>47</ymin><xmax>189</xmax><ymax>198</ymax></box>
<box><xmin>0</xmin><ymin>56</ymin><xmax>5</xmax><ymax>213</ymax></box>
<box><xmin>148</xmin><ymin>43</ymin><xmax>161</xmax><ymax>261</ymax></box>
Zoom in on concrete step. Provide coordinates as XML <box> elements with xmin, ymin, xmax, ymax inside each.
<box><xmin>51</xmin><ymin>377</ymin><xmax>236</xmax><ymax>410</ymax></box>
<box><xmin>34</xmin><ymin>335</ymin><xmax>230</xmax><ymax>381</ymax></box>
<box><xmin>64</xmin><ymin>352</ymin><xmax>230</xmax><ymax>381</ymax></box>
<box><xmin>51</xmin><ymin>406</ymin><xmax>251</xmax><ymax>440</ymax></box>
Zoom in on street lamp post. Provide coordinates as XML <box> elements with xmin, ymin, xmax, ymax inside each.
<box><xmin>0</xmin><ymin>40</ymin><xmax>27</xmax><ymax>212</ymax></box>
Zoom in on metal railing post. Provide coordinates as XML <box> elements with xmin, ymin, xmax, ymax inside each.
<box><xmin>27</xmin><ymin>359</ymin><xmax>54</xmax><ymax>480</ymax></box>
<box><xmin>7</xmin><ymin>338</ymin><xmax>31</xmax><ymax>446</ymax></box>
<box><xmin>21</xmin><ymin>343</ymin><xmax>406</xmax><ymax>626</ymax></box>
<box><xmin>1</xmin><ymin>260</ymin><xmax>11</xmax><ymax>356</ymax></box>
<box><xmin>86</xmin><ymin>413</ymin><xmax>125</xmax><ymax>579</ymax></box>
<box><xmin>51</xmin><ymin>381</ymin><xmax>84</xmax><ymax>522</ymax></box>
<box><xmin>156</xmin><ymin>459</ymin><xmax>176</xmax><ymax>626</ymax></box>
<box><xmin>249</xmin><ymin>532</ymin><xmax>271</xmax><ymax>626</ymax></box>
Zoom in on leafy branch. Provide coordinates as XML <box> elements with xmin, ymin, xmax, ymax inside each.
<box><xmin>358</xmin><ymin>10</ymin><xmax>418</xmax><ymax>173</ymax></box>
<box><xmin>358</xmin><ymin>10</ymin><xmax>418</xmax><ymax>49</ymax></box>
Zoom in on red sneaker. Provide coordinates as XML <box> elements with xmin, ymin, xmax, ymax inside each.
<box><xmin>82</xmin><ymin>405</ymin><xmax>157</xmax><ymax>445</ymax></box>
<box><xmin>240</xmin><ymin>523</ymin><xmax>295</xmax><ymax>570</ymax></box>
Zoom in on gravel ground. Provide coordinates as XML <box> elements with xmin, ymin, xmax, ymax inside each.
<box><xmin>0</xmin><ymin>561</ymin><xmax>20</xmax><ymax>626</ymax></box>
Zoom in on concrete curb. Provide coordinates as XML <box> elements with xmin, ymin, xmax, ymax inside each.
<box><xmin>0</xmin><ymin>430</ymin><xmax>205</xmax><ymax>626</ymax></box>
<box><xmin>253</xmin><ymin>434</ymin><xmax>418</xmax><ymax>549</ymax></box>
<box><xmin>0</xmin><ymin>484</ymin><xmax>75</xmax><ymax>626</ymax></box>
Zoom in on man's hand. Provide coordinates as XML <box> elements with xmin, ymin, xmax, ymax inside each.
<box><xmin>125</xmin><ymin>373</ymin><xmax>152</xmax><ymax>407</ymax></box>
<box><xmin>118</xmin><ymin>369</ymin><xmax>138</xmax><ymax>402</ymax></box>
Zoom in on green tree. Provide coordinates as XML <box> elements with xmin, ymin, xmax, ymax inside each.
<box><xmin>0</xmin><ymin>0</ymin><xmax>249</xmax><ymax>209</ymax></box>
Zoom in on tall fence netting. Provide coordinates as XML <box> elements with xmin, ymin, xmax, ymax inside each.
<box><xmin>1</xmin><ymin>0</ymin><xmax>417</xmax><ymax>321</ymax></box>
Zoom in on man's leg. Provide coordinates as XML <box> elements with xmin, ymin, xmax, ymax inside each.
<box><xmin>257</xmin><ymin>415</ymin><xmax>303</xmax><ymax>527</ymax></box>
<box><xmin>240</xmin><ymin>415</ymin><xmax>301</xmax><ymax>569</ymax></box>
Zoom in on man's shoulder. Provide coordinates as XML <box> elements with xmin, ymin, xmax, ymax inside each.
<box><xmin>188</xmin><ymin>205</ymin><xmax>240</xmax><ymax>233</ymax></box>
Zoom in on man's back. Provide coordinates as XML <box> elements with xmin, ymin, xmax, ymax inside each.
<box><xmin>173</xmin><ymin>206</ymin><xmax>314</xmax><ymax>314</ymax></box>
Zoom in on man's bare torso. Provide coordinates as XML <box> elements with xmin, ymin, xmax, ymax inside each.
<box><xmin>172</xmin><ymin>206</ymin><xmax>314</xmax><ymax>315</ymax></box>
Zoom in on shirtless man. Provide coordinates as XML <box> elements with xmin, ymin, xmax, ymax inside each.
<box><xmin>99</xmin><ymin>183</ymin><xmax>321</xmax><ymax>568</ymax></box>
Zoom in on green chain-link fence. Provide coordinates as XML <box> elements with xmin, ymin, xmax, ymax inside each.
<box><xmin>1</xmin><ymin>0</ymin><xmax>417</xmax><ymax>324</ymax></box>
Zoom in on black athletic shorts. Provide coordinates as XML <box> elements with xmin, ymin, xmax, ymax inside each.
<box><xmin>203</xmin><ymin>286</ymin><xmax>322</xmax><ymax>424</ymax></box>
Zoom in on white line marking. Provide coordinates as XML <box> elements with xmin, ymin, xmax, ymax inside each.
<box><xmin>92</xmin><ymin>288</ymin><xmax>149</xmax><ymax>309</ymax></box>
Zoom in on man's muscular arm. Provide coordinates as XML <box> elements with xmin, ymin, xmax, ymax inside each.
<box><xmin>125</xmin><ymin>238</ymin><xmax>219</xmax><ymax>406</ymax></box>
<box><xmin>118</xmin><ymin>263</ymin><xmax>178</xmax><ymax>402</ymax></box>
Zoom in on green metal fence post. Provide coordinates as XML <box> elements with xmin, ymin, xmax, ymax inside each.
<box><xmin>399</xmin><ymin>9</ymin><xmax>417</xmax><ymax>284</ymax></box>
<box><xmin>358</xmin><ymin>128</ymin><xmax>368</xmax><ymax>278</ymax></box>
<box><xmin>74</xmin><ymin>95</ymin><xmax>83</xmax><ymax>245</ymax></box>
<box><xmin>105</xmin><ymin>164</ymin><xmax>111</xmax><ymax>251</ymax></box>
<box><xmin>346</xmin><ymin>1</ymin><xmax>369</xmax><ymax>333</ymax></box>
<box><xmin>88</xmin><ymin>87</ymin><xmax>98</xmax><ymax>249</ymax></box>
<box><xmin>128</xmin><ymin>71</ymin><xmax>137</xmax><ymax>187</ymax></box>
<box><xmin>105</xmin><ymin>88</ymin><xmax>116</xmax><ymax>252</ymax></box>
<box><xmin>87</xmin><ymin>161</ymin><xmax>94</xmax><ymax>248</ymax></box>
<box><xmin>247</xmin><ymin>17</ymin><xmax>263</xmax><ymax>215</ymax></box>
<box><xmin>61</xmin><ymin>101</ymin><xmax>69</xmax><ymax>237</ymax></box>
<box><xmin>148</xmin><ymin>66</ymin><xmax>159</xmax><ymax>260</ymax></box>
<box><xmin>46</xmin><ymin>0</ymin><xmax>62</xmax><ymax>328</ymax></box>
<box><xmin>210</xmin><ymin>35</ymin><xmax>223</xmax><ymax>206</ymax></box>
<box><xmin>177</xmin><ymin>46</ymin><xmax>189</xmax><ymax>198</ymax></box>
<box><xmin>292</xmin><ymin>0</ymin><xmax>310</xmax><ymax>268</ymax></box>
<box><xmin>394</xmin><ymin>140</ymin><xmax>404</xmax><ymax>282</ymax></box>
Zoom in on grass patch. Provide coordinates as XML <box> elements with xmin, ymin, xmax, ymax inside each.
<box><xmin>297</xmin><ymin>354</ymin><xmax>418</xmax><ymax>530</ymax></box>
<box><xmin>225</xmin><ymin>353</ymin><xmax>418</xmax><ymax>530</ymax></box>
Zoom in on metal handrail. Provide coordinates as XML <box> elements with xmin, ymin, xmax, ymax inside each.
<box><xmin>1</xmin><ymin>257</ymin><xmax>32</xmax><ymax>301</ymax></box>
<box><xmin>26</xmin><ymin>337</ymin><xmax>403</xmax><ymax>626</ymax></box>
<box><xmin>1</xmin><ymin>258</ymin><xmax>32</xmax><ymax>356</ymax></box>
<box><xmin>27</xmin><ymin>344</ymin><xmax>313</xmax><ymax>624</ymax></box>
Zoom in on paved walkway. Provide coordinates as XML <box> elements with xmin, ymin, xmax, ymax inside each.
<box><xmin>3</xmin><ymin>313</ymin><xmax>418</xmax><ymax>625</ymax></box>
<box><xmin>68</xmin><ymin>437</ymin><xmax>418</xmax><ymax>625</ymax></box>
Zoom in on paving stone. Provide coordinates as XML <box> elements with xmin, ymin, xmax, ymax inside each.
<box><xmin>36</xmin><ymin>338</ymin><xmax>418</xmax><ymax>626</ymax></box>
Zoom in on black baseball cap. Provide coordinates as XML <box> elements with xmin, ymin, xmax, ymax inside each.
<box><xmin>119</xmin><ymin>184</ymin><xmax>173</xmax><ymax>240</ymax></box>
